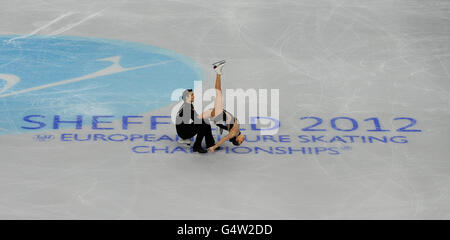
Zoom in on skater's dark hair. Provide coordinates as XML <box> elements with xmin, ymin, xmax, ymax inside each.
<box><xmin>182</xmin><ymin>89</ymin><xmax>193</xmax><ymax>102</ymax></box>
<box><xmin>229</xmin><ymin>132</ymin><xmax>242</xmax><ymax>146</ymax></box>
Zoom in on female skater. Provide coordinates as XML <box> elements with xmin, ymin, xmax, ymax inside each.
<box><xmin>199</xmin><ymin>60</ymin><xmax>245</xmax><ymax>153</ymax></box>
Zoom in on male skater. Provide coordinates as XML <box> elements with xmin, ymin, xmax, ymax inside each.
<box><xmin>176</xmin><ymin>89</ymin><xmax>217</xmax><ymax>153</ymax></box>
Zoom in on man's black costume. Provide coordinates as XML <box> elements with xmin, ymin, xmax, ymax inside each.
<box><xmin>176</xmin><ymin>102</ymin><xmax>215</xmax><ymax>153</ymax></box>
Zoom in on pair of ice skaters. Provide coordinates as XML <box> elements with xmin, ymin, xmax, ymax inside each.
<box><xmin>175</xmin><ymin>61</ymin><xmax>245</xmax><ymax>153</ymax></box>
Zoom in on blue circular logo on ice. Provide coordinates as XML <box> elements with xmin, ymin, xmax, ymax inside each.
<box><xmin>0</xmin><ymin>35</ymin><xmax>203</xmax><ymax>135</ymax></box>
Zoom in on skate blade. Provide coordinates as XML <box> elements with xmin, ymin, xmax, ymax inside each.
<box><xmin>212</xmin><ymin>60</ymin><xmax>226</xmax><ymax>66</ymax></box>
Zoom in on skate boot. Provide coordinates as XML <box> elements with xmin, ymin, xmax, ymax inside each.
<box><xmin>178</xmin><ymin>138</ymin><xmax>192</xmax><ymax>146</ymax></box>
<box><xmin>213</xmin><ymin>60</ymin><xmax>226</xmax><ymax>75</ymax></box>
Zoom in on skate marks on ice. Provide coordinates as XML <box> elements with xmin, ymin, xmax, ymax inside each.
<box><xmin>5</xmin><ymin>10</ymin><xmax>107</xmax><ymax>44</ymax></box>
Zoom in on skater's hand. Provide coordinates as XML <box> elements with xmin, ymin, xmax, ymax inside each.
<box><xmin>208</xmin><ymin>146</ymin><xmax>215</xmax><ymax>153</ymax></box>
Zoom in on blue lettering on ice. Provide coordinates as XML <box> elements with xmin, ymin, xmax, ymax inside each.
<box><xmin>122</xmin><ymin>116</ymin><xmax>143</xmax><ymax>130</ymax></box>
<box><xmin>92</xmin><ymin>116</ymin><xmax>114</xmax><ymax>130</ymax></box>
<box><xmin>151</xmin><ymin>116</ymin><xmax>171</xmax><ymax>130</ymax></box>
<box><xmin>250</xmin><ymin>116</ymin><xmax>280</xmax><ymax>131</ymax></box>
<box><xmin>22</xmin><ymin>115</ymin><xmax>46</xmax><ymax>129</ymax></box>
<box><xmin>0</xmin><ymin>35</ymin><xmax>203</xmax><ymax>135</ymax></box>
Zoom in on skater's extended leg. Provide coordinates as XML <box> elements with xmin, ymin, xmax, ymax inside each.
<box><xmin>197</xmin><ymin>61</ymin><xmax>225</xmax><ymax>119</ymax></box>
<box><xmin>213</xmin><ymin>74</ymin><xmax>223</xmax><ymax>116</ymax></box>
<box><xmin>212</xmin><ymin>61</ymin><xmax>225</xmax><ymax>116</ymax></box>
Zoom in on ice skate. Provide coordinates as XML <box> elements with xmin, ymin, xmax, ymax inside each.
<box><xmin>212</xmin><ymin>59</ymin><xmax>226</xmax><ymax>67</ymax></box>
<box><xmin>213</xmin><ymin>60</ymin><xmax>226</xmax><ymax>75</ymax></box>
<box><xmin>177</xmin><ymin>138</ymin><xmax>192</xmax><ymax>146</ymax></box>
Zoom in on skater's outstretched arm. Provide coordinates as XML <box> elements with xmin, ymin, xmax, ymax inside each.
<box><xmin>208</xmin><ymin>132</ymin><xmax>232</xmax><ymax>153</ymax></box>
<box><xmin>208</xmin><ymin>120</ymin><xmax>240</xmax><ymax>153</ymax></box>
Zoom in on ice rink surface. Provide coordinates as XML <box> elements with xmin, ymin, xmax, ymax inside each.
<box><xmin>0</xmin><ymin>0</ymin><xmax>449</xmax><ymax>219</ymax></box>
